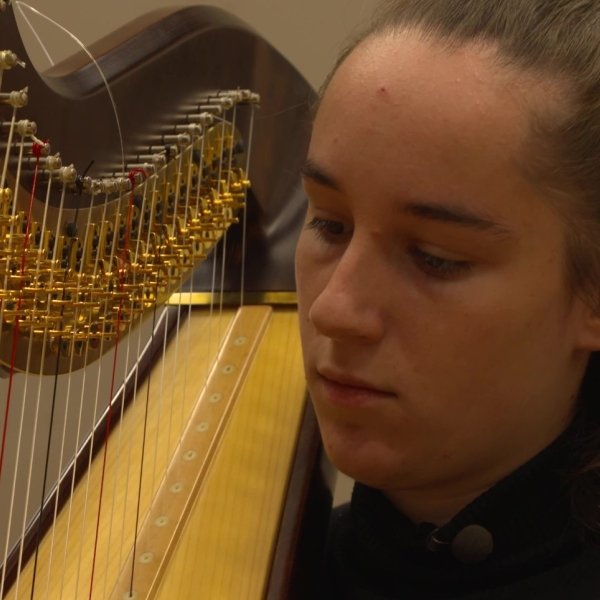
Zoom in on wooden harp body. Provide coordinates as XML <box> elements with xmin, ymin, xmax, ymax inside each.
<box><xmin>0</xmin><ymin>3</ymin><xmax>329</xmax><ymax>598</ymax></box>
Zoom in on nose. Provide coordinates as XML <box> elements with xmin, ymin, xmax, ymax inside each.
<box><xmin>308</xmin><ymin>239</ymin><xmax>386</xmax><ymax>343</ymax></box>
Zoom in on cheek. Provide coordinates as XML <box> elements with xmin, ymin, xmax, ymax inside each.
<box><xmin>387</xmin><ymin>272</ymin><xmax>572</xmax><ymax>408</ymax></box>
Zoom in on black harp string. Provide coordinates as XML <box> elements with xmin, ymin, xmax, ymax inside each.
<box><xmin>92</xmin><ymin>171</ymin><xmax>147</xmax><ymax>599</ymax></box>
<box><xmin>97</xmin><ymin>171</ymin><xmax>143</xmax><ymax>598</ymax></box>
<box><xmin>4</xmin><ymin>4</ymin><xmax>128</xmax><ymax>594</ymax></box>
<box><xmin>1</xmin><ymin>5</ymin><xmax>260</xmax><ymax>597</ymax></box>
<box><xmin>87</xmin><ymin>173</ymin><xmax>140</xmax><ymax>599</ymax></box>
<box><xmin>44</xmin><ymin>177</ymin><xmax>99</xmax><ymax>597</ymax></box>
<box><xmin>128</xmin><ymin>280</ymin><xmax>161</xmax><ymax>597</ymax></box>
<box><xmin>29</xmin><ymin>194</ymin><xmax>74</xmax><ymax>600</ymax></box>
<box><xmin>41</xmin><ymin>166</ymin><xmax>99</xmax><ymax>581</ymax></box>
<box><xmin>114</xmin><ymin>174</ymin><xmax>154</xmax><ymax>598</ymax></box>
<box><xmin>68</xmin><ymin>191</ymin><xmax>112</xmax><ymax>600</ymax></box>
<box><xmin>29</xmin><ymin>156</ymin><xmax>96</xmax><ymax>597</ymax></box>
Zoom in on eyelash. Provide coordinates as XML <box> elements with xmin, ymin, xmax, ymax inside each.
<box><xmin>407</xmin><ymin>245</ymin><xmax>472</xmax><ymax>279</ymax></box>
<box><xmin>306</xmin><ymin>216</ymin><xmax>349</xmax><ymax>242</ymax></box>
<box><xmin>306</xmin><ymin>216</ymin><xmax>472</xmax><ymax>278</ymax></box>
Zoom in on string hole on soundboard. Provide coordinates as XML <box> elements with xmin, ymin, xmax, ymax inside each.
<box><xmin>139</xmin><ymin>552</ymin><xmax>154</xmax><ymax>564</ymax></box>
<box><xmin>155</xmin><ymin>515</ymin><xmax>169</xmax><ymax>528</ymax></box>
<box><xmin>222</xmin><ymin>364</ymin><xmax>235</xmax><ymax>375</ymax></box>
<box><xmin>209</xmin><ymin>392</ymin><xmax>222</xmax><ymax>403</ymax></box>
<box><xmin>196</xmin><ymin>421</ymin><xmax>209</xmax><ymax>432</ymax></box>
<box><xmin>170</xmin><ymin>482</ymin><xmax>184</xmax><ymax>494</ymax></box>
<box><xmin>183</xmin><ymin>450</ymin><xmax>197</xmax><ymax>461</ymax></box>
<box><xmin>234</xmin><ymin>335</ymin><xmax>247</xmax><ymax>346</ymax></box>
<box><xmin>123</xmin><ymin>591</ymin><xmax>138</xmax><ymax>600</ymax></box>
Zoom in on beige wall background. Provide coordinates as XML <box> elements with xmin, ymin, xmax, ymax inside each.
<box><xmin>13</xmin><ymin>0</ymin><xmax>381</xmax><ymax>90</ymax></box>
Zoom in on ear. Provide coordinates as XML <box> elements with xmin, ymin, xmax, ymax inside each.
<box><xmin>574</xmin><ymin>297</ymin><xmax>600</xmax><ymax>352</ymax></box>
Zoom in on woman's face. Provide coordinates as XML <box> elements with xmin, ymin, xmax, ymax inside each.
<box><xmin>295</xmin><ymin>32</ymin><xmax>595</xmax><ymax>505</ymax></box>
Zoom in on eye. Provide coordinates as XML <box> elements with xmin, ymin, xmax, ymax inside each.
<box><xmin>408</xmin><ymin>245</ymin><xmax>472</xmax><ymax>279</ymax></box>
<box><xmin>305</xmin><ymin>216</ymin><xmax>350</xmax><ymax>243</ymax></box>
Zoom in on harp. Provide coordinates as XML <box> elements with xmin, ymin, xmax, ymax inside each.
<box><xmin>0</xmin><ymin>2</ymin><xmax>331</xmax><ymax>598</ymax></box>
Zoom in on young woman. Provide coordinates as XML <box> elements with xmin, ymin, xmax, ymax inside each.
<box><xmin>295</xmin><ymin>1</ymin><xmax>600</xmax><ymax>597</ymax></box>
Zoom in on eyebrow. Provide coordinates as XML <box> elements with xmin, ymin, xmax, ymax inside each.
<box><xmin>402</xmin><ymin>203</ymin><xmax>514</xmax><ymax>238</ymax></box>
<box><xmin>301</xmin><ymin>159</ymin><xmax>341</xmax><ymax>190</ymax></box>
<box><xmin>301</xmin><ymin>158</ymin><xmax>514</xmax><ymax>238</ymax></box>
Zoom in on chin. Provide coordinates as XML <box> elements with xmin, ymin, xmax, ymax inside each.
<box><xmin>317</xmin><ymin>417</ymin><xmax>412</xmax><ymax>491</ymax></box>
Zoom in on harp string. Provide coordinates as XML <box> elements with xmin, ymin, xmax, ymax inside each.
<box><xmin>176</xmin><ymin>129</ymin><xmax>203</xmax><ymax>486</ymax></box>
<box><xmin>108</xmin><ymin>177</ymin><xmax>153</xmax><ymax>597</ymax></box>
<box><xmin>121</xmin><ymin>177</ymin><xmax>165</xmax><ymax>580</ymax></box>
<box><xmin>0</xmin><ymin>119</ymin><xmax>27</xmax><ymax>595</ymax></box>
<box><xmin>217</xmin><ymin>107</ymin><xmax>235</xmax><ymax>316</ymax></box>
<box><xmin>7</xmin><ymin>7</ymin><xmax>134</xmax><ymax>598</ymax></box>
<box><xmin>0</xmin><ymin>130</ymin><xmax>25</xmax><ymax>485</ymax></box>
<box><xmin>0</xmin><ymin>106</ymin><xmax>17</xmax><ymax>190</ymax></box>
<box><xmin>94</xmin><ymin>171</ymin><xmax>148</xmax><ymax>600</ymax></box>
<box><xmin>93</xmin><ymin>169</ymin><xmax>162</xmax><ymax>599</ymax></box>
<box><xmin>112</xmin><ymin>180</ymin><xmax>157</xmax><ymax>599</ymax></box>
<box><xmin>0</xmin><ymin>131</ymin><xmax>36</xmax><ymax>591</ymax></box>
<box><xmin>126</xmin><ymin>294</ymin><xmax>161</xmax><ymax>597</ymax></box>
<box><xmin>45</xmin><ymin>183</ymin><xmax>95</xmax><ymax>599</ymax></box>
<box><xmin>164</xmin><ymin>158</ymin><xmax>185</xmax><ymax>467</ymax></box>
<box><xmin>108</xmin><ymin>179</ymin><xmax>154</xmax><ymax>589</ymax></box>
<box><xmin>11</xmin><ymin>3</ymin><xmax>51</xmax><ymax>67</ymax></box>
<box><xmin>28</xmin><ymin>168</ymin><xmax>102</xmax><ymax>599</ymax></box>
<box><xmin>0</xmin><ymin>168</ymin><xmax>50</xmax><ymax>599</ymax></box>
<box><xmin>0</xmin><ymin>4</ymin><xmax>259</xmax><ymax>597</ymax></box>
<box><xmin>1</xmin><ymin>143</ymin><xmax>40</xmax><ymax>599</ymax></box>
<box><xmin>12</xmin><ymin>143</ymin><xmax>50</xmax><ymax>600</ymax></box>
<box><xmin>27</xmin><ymin>170</ymin><xmax>56</xmax><ymax>596</ymax></box>
<box><xmin>172</xmin><ymin>129</ymin><xmax>199</xmax><ymax>463</ymax></box>
<box><xmin>239</xmin><ymin>103</ymin><xmax>255</xmax><ymax>307</ymax></box>
<box><xmin>216</xmin><ymin>114</ymin><xmax>230</xmax><ymax>349</ymax></box>
<box><xmin>14</xmin><ymin>1</ymin><xmax>126</xmax><ymax>173</ymax></box>
<box><xmin>1</xmin><ymin>5</ymin><xmax>130</xmax><ymax>596</ymax></box>
<box><xmin>88</xmin><ymin>169</ymin><xmax>141</xmax><ymax>600</ymax></box>
<box><xmin>70</xmin><ymin>191</ymin><xmax>111</xmax><ymax>600</ymax></box>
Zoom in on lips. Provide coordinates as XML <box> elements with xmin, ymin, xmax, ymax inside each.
<box><xmin>315</xmin><ymin>369</ymin><xmax>395</xmax><ymax>407</ymax></box>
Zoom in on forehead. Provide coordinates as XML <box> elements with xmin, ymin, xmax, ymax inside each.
<box><xmin>311</xmin><ymin>31</ymin><xmax>557</xmax><ymax>192</ymax></box>
<box><xmin>320</xmin><ymin>31</ymin><xmax>536</xmax><ymax>128</ymax></box>
<box><xmin>306</xmin><ymin>32</ymin><xmax>578</xmax><ymax>255</ymax></box>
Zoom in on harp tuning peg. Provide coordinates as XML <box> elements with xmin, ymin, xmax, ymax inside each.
<box><xmin>15</xmin><ymin>119</ymin><xmax>36</xmax><ymax>137</ymax></box>
<box><xmin>0</xmin><ymin>86</ymin><xmax>28</xmax><ymax>108</ymax></box>
<box><xmin>0</xmin><ymin>50</ymin><xmax>25</xmax><ymax>70</ymax></box>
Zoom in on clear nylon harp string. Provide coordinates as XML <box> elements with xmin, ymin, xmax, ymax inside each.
<box><xmin>0</xmin><ymin>2</ymin><xmax>251</xmax><ymax>597</ymax></box>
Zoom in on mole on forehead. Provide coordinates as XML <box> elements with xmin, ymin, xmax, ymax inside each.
<box><xmin>329</xmin><ymin>46</ymin><xmax>493</xmax><ymax>110</ymax></box>
<box><xmin>324</xmin><ymin>39</ymin><xmax>567</xmax><ymax>154</ymax></box>
<box><xmin>344</xmin><ymin>31</ymin><xmax>569</xmax><ymax>117</ymax></box>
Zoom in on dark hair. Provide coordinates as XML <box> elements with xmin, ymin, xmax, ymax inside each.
<box><xmin>326</xmin><ymin>0</ymin><xmax>600</xmax><ymax>538</ymax></box>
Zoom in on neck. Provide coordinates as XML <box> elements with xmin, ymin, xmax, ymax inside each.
<box><xmin>383</xmin><ymin>416</ymin><xmax>576</xmax><ymax>526</ymax></box>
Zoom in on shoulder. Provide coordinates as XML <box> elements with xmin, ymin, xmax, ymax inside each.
<box><xmin>317</xmin><ymin>486</ymin><xmax>600</xmax><ymax>600</ymax></box>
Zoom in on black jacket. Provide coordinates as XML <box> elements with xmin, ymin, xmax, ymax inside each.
<box><xmin>320</xmin><ymin>424</ymin><xmax>600</xmax><ymax>599</ymax></box>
